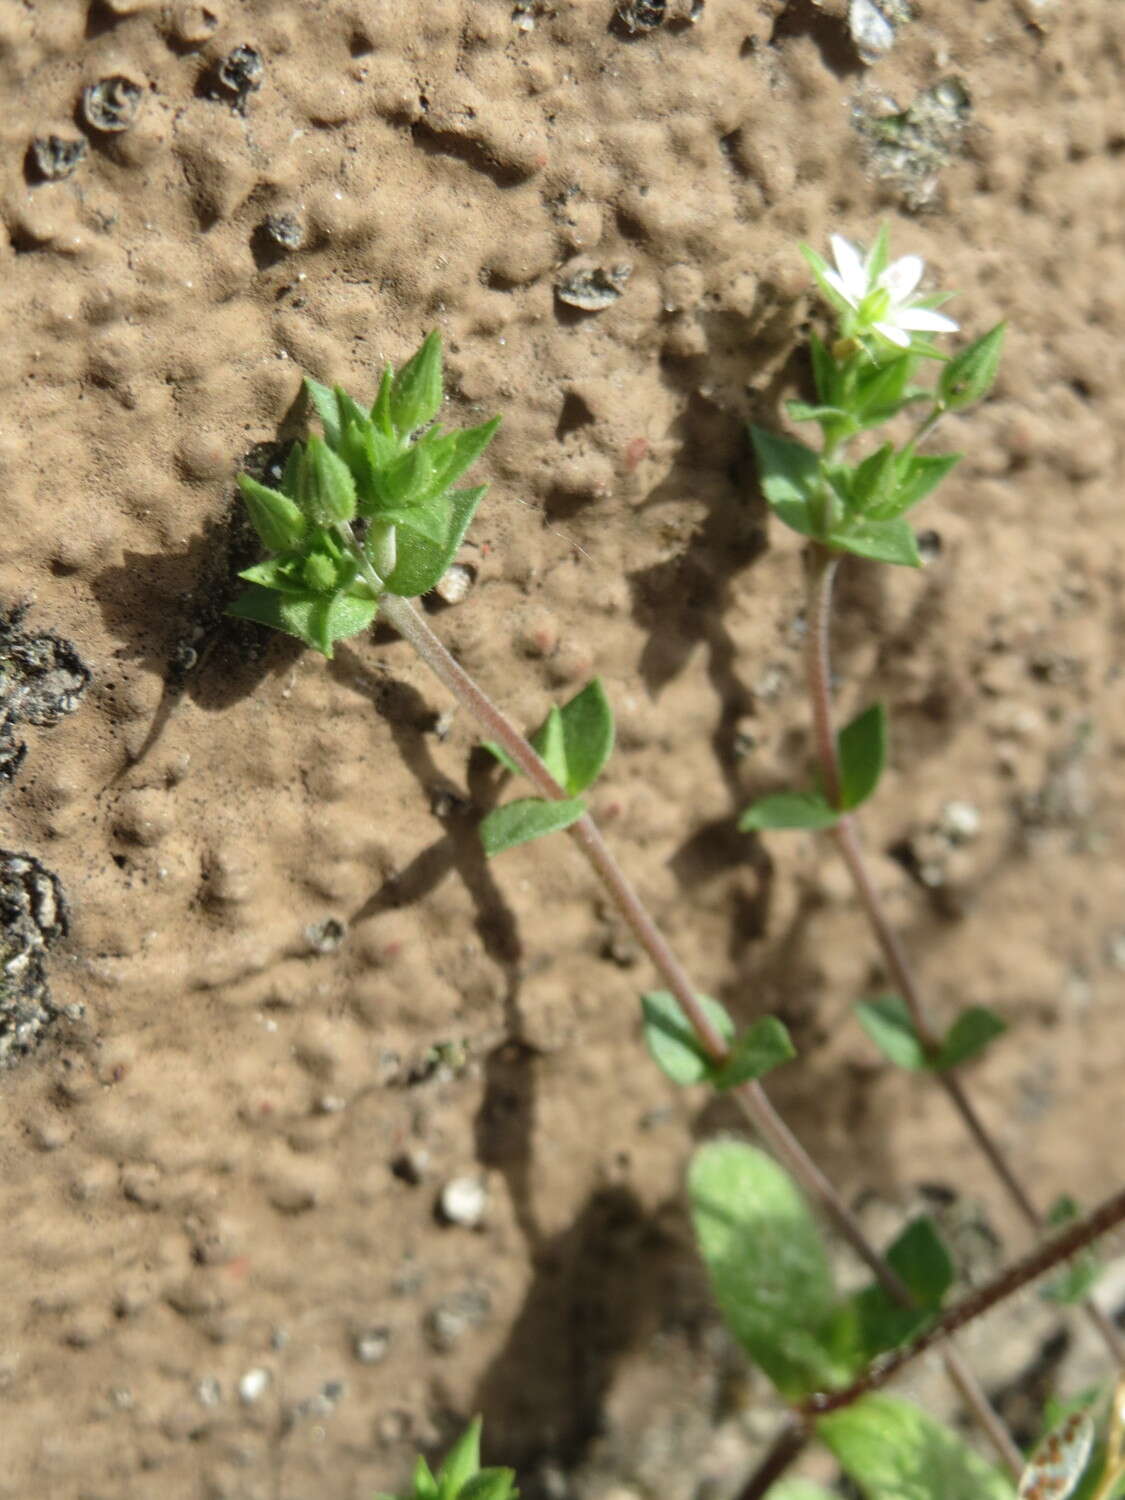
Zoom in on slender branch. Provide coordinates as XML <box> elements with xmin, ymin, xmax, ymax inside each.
<box><xmin>735</xmin><ymin>1420</ymin><xmax>811</xmax><ymax>1500</ymax></box>
<box><xmin>803</xmin><ymin>540</ymin><xmax>1125</xmax><ymax>1369</ymax></box>
<box><xmin>377</xmin><ymin>589</ymin><xmax>1017</xmax><ymax>1477</ymax></box>
<box><xmin>802</xmin><ymin>1182</ymin><xmax>1125</xmax><ymax>1417</ymax></box>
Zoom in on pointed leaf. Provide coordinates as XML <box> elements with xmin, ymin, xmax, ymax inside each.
<box><xmin>458</xmin><ymin>1472</ymin><xmax>518</xmax><ymax>1500</ymax></box>
<box><xmin>934</xmin><ymin>1005</ymin><xmax>1006</xmax><ymax>1071</ymax></box>
<box><xmin>786</xmin><ymin>401</ymin><xmax>852</xmax><ymax>425</ymax></box>
<box><xmin>939</xmin><ymin>323</ymin><xmax>1006</xmax><ymax>412</ymax></box>
<box><xmin>236</xmin><ymin>473</ymin><xmax>308</xmax><ymax>552</ymax></box>
<box><xmin>1017</xmin><ymin>1410</ymin><xmax>1094</xmax><ymax>1500</ymax></box>
<box><xmin>437</xmin><ymin>1419</ymin><xmax>481</xmax><ymax>1500</ymax></box>
<box><xmin>690</xmin><ymin>1141</ymin><xmax>848</xmax><ymax>1399</ymax></box>
<box><xmin>874</xmin><ymin>451</ymin><xmax>961</xmax><ymax>518</ymax></box>
<box><xmin>837</xmin><ymin>702</ymin><xmax>887</xmax><ymax>811</ymax></box>
<box><xmin>305</xmin><ymin>377</ymin><xmax>342</xmax><ymax>449</ymax></box>
<box><xmin>482</xmin><ymin>741</ymin><xmax>522</xmax><ymax>778</ymax></box>
<box><xmin>480</xmin><ymin>796</ymin><xmax>586</xmax><ymax>857</ymax></box>
<box><xmin>384</xmin><ymin>485</ymin><xmax>485</xmax><ymax>598</ymax></box>
<box><xmin>640</xmin><ymin>990</ymin><xmax>734</xmax><ymax>1086</ymax></box>
<box><xmin>848</xmin><ymin>1216</ymin><xmax>954</xmax><ymax>1363</ymax></box>
<box><xmin>334</xmin><ymin>386</ymin><xmax>371</xmax><ymax>438</ymax></box>
<box><xmin>800</xmin><ymin>244</ymin><xmax>858</xmax><ymax>323</ymax></box>
<box><xmin>371</xmin><ymin>365</ymin><xmax>396</xmax><ymax>436</ymax></box>
<box><xmin>425</xmin><ymin>417</ymin><xmax>501</xmax><ymax>501</ymax></box>
<box><xmin>711</xmin><ymin>1016</ymin><xmax>796</xmax><ymax>1089</ymax></box>
<box><xmin>530</xmin><ymin>705</ymin><xmax>568</xmax><ymax>787</ymax></box>
<box><xmin>739</xmin><ymin>792</ymin><xmax>840</xmax><ymax>832</ymax></box>
<box><xmin>557</xmin><ymin>679</ymin><xmax>615</xmax><ymax>795</ymax></box>
<box><xmin>750</xmin><ymin>426</ymin><xmax>822</xmax><ymax>537</ymax></box>
<box><xmin>226</xmin><ymin>584</ymin><xmax>377</xmax><ymax>658</ymax></box>
<box><xmin>413</xmin><ymin>1457</ymin><xmax>440</xmax><ymax>1500</ymax></box>
<box><xmin>853</xmin><ymin>355</ymin><xmax>917</xmax><ymax>426</ymax></box>
<box><xmin>818</xmin><ymin>1395</ymin><xmax>1016</xmax><ymax>1500</ymax></box>
<box><xmin>855</xmin><ymin>994</ymin><xmax>927</xmax><ymax>1070</ymax></box>
<box><xmin>391</xmin><ymin>331</ymin><xmax>444</xmax><ymax>435</ymax></box>
<box><xmin>831</xmin><ymin>516</ymin><xmax>921</xmax><ymax>568</ymax></box>
<box><xmin>238</xmin><ymin>555</ymin><xmax>312</xmax><ymax>595</ymax></box>
<box><xmin>808</xmin><ymin>330</ymin><xmax>840</xmax><ymax>407</ymax></box>
<box><xmin>302</xmin><ymin>435</ymin><xmax>357</xmax><ymax>524</ymax></box>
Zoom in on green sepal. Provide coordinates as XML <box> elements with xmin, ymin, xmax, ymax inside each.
<box><xmin>690</xmin><ymin>1141</ymin><xmax>850</xmax><ymax>1399</ymax></box>
<box><xmin>799</xmin><ymin>243</ymin><xmax>857</xmax><ymax>324</ymax></box>
<box><xmin>939</xmin><ymin>323</ymin><xmax>1006</xmax><ymax>411</ymax></box>
<box><xmin>739</xmin><ymin>791</ymin><xmax>840</xmax><ymax>832</ymax></box>
<box><xmin>236</xmin><ymin>473</ymin><xmax>308</xmax><ymax>552</ymax></box>
<box><xmin>305</xmin><ymin>377</ymin><xmax>342</xmax><ymax>449</ymax></box>
<box><xmin>227</xmin><ymin>583</ymin><xmax>378</xmax><ymax>658</ymax></box>
<box><xmin>934</xmin><ymin>1005</ymin><xmax>1006</xmax><ymax>1071</ymax></box>
<box><xmin>301</xmin><ymin>435</ymin><xmax>357</xmax><ymax>524</ymax></box>
<box><xmin>817</xmin><ymin>1394</ymin><xmax>1017</xmax><ymax>1500</ymax></box>
<box><xmin>640</xmin><ymin>990</ymin><xmax>735</xmax><ymax>1086</ymax></box>
<box><xmin>837</xmin><ymin>702</ymin><xmax>887</xmax><ymax>811</ymax></box>
<box><xmin>384</xmin><ymin>485</ymin><xmax>485</xmax><ymax>598</ymax></box>
<box><xmin>480</xmin><ymin>796</ymin><xmax>586</xmax><ymax>857</ymax></box>
<box><xmin>390</xmin><ymin>330</ymin><xmax>443</xmax><ymax>435</ymax></box>
<box><xmin>846</xmin><ymin>1217</ymin><xmax>954</xmax><ymax>1365</ymax></box>
<box><xmin>856</xmin><ymin>994</ymin><xmax>927</xmax><ymax>1070</ymax></box>
<box><xmin>711</xmin><ymin>1016</ymin><xmax>797</xmax><ymax>1089</ymax></box>
<box><xmin>830</xmin><ymin>515</ymin><xmax>921</xmax><ymax>568</ymax></box>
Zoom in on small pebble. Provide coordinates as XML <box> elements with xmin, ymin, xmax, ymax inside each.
<box><xmin>939</xmin><ymin>801</ymin><xmax>981</xmax><ymax>843</ymax></box>
<box><xmin>196</xmin><ymin>1377</ymin><xmax>222</xmax><ymax>1407</ymax></box>
<box><xmin>306</xmin><ymin>917</ymin><xmax>346</xmax><ymax>954</ymax></box>
<box><xmin>616</xmin><ymin>0</ymin><xmax>665</xmax><ymax>32</ymax></box>
<box><xmin>262</xmin><ymin>210</ymin><xmax>305</xmax><ymax>251</ymax></box>
<box><xmin>170</xmin><ymin>2</ymin><xmax>222</xmax><ymax>46</ymax></box>
<box><xmin>239</xmin><ymin>1368</ymin><xmax>270</xmax><ymax>1404</ymax></box>
<box><xmin>438</xmin><ymin>1175</ymin><xmax>488</xmax><ymax>1228</ymax></box>
<box><xmin>353</xmin><ymin>1327</ymin><xmax>392</xmax><ymax>1365</ymax></box>
<box><xmin>434</xmin><ymin>563</ymin><xmax>474</xmax><ymax>606</ymax></box>
<box><xmin>556</xmin><ymin>263</ymin><xmax>632</xmax><ymax>312</ymax></box>
<box><xmin>217</xmin><ymin>44</ymin><xmax>263</xmax><ymax>104</ymax></box>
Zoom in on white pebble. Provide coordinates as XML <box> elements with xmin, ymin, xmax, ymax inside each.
<box><xmin>940</xmin><ymin>801</ymin><xmax>981</xmax><ymax>843</ymax></box>
<box><xmin>238</xmin><ymin>1368</ymin><xmax>270</xmax><ymax>1404</ymax></box>
<box><xmin>439</xmin><ymin>1175</ymin><xmax>488</xmax><ymax>1228</ymax></box>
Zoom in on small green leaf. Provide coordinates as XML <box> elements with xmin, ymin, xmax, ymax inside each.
<box><xmin>831</xmin><ymin>516</ymin><xmax>921</xmax><ymax>568</ymax></box>
<box><xmin>837</xmin><ymin>702</ymin><xmax>887</xmax><ymax>811</ymax></box>
<box><xmin>374</xmin><ymin>441</ymin><xmax>436</xmax><ymax>511</ymax></box>
<box><xmin>1018</xmin><ymin>1410</ymin><xmax>1095</xmax><ymax>1500</ymax></box>
<box><xmin>690</xmin><ymin>1141</ymin><xmax>848</xmax><ymax>1399</ymax></box>
<box><xmin>305</xmin><ymin>377</ymin><xmax>342</xmax><ymax>448</ymax></box>
<box><xmin>640</xmin><ymin>990</ymin><xmax>735</xmax><ymax>1086</ymax></box>
<box><xmin>390</xmin><ymin>330</ymin><xmax>444</xmax><ymax>435</ymax></box>
<box><xmin>238</xmin><ymin>555</ymin><xmax>310</xmax><ymax>595</ymax></box>
<box><xmin>786</xmin><ymin>400</ymin><xmax>852</xmax><ymax>425</ymax></box>
<box><xmin>556</xmin><ymin>678</ymin><xmax>615</xmax><ymax>795</ymax></box>
<box><xmin>480</xmin><ymin>796</ymin><xmax>586</xmax><ymax>857</ymax></box>
<box><xmin>939</xmin><ymin>323</ymin><xmax>1006</xmax><ymax>412</ymax></box>
<box><xmin>711</xmin><ymin>1016</ymin><xmax>796</xmax><ymax>1090</ymax></box>
<box><xmin>934</xmin><ymin>1005</ymin><xmax>1006</xmax><ymax>1071</ymax></box>
<box><xmin>852</xmin><ymin>355</ymin><xmax>923</xmax><ymax>427</ymax></box>
<box><xmin>302</xmin><ymin>435</ymin><xmax>357</xmax><ymax>524</ymax></box>
<box><xmin>530</xmin><ymin>705</ymin><xmax>568</xmax><ymax>787</ymax></box>
<box><xmin>808</xmin><ymin>330</ymin><xmax>841</xmax><ymax>406</ymax></box>
<box><xmin>750</xmin><ymin>426</ymin><xmax>822</xmax><ymax>537</ymax></box>
<box><xmin>848</xmin><ymin>1217</ymin><xmax>954</xmax><ymax>1363</ymax></box>
<box><xmin>371</xmin><ymin>365</ymin><xmax>395</xmax><ymax>436</ymax></box>
<box><xmin>412</xmin><ymin>1456</ymin><xmax>440</xmax><ymax>1500</ymax></box>
<box><xmin>334</xmin><ymin>386</ymin><xmax>371</xmax><ymax>439</ymax></box>
<box><xmin>458</xmin><ymin>1472</ymin><xmax>518</xmax><ymax>1500</ymax></box>
<box><xmin>437</xmin><ymin>1419</ymin><xmax>481</xmax><ymax>1500</ymax></box>
<box><xmin>849</xmin><ymin>444</ymin><xmax>898</xmax><ymax>517</ymax></box>
<box><xmin>875</xmin><ymin>451</ymin><xmax>961</xmax><ymax>518</ymax></box>
<box><xmin>739</xmin><ymin>792</ymin><xmax>840</xmax><ymax>832</ymax></box>
<box><xmin>818</xmin><ymin>1395</ymin><xmax>1016</xmax><ymax>1500</ymax></box>
<box><xmin>227</xmin><ymin>584</ymin><xmax>377</xmax><ymax>658</ymax></box>
<box><xmin>384</xmin><ymin>485</ymin><xmax>486</xmax><ymax>598</ymax></box>
<box><xmin>855</xmin><ymin>994</ymin><xmax>927</xmax><ymax>1070</ymax></box>
<box><xmin>482</xmin><ymin>741</ymin><xmax>522</xmax><ymax>778</ymax></box>
<box><xmin>765</xmin><ymin>1485</ymin><xmax>837</xmax><ymax>1500</ymax></box>
<box><xmin>236</xmin><ymin>473</ymin><xmax>308</xmax><ymax>552</ymax></box>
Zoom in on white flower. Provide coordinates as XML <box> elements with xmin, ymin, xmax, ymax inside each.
<box><xmin>823</xmin><ymin>234</ymin><xmax>959</xmax><ymax>348</ymax></box>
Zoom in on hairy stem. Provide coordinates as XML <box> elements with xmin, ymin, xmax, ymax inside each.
<box><xmin>802</xmin><ymin>1182</ymin><xmax>1125</xmax><ymax>1417</ymax></box>
<box><xmin>377</xmin><ymin>588</ymin><xmax>1017</xmax><ymax>1478</ymax></box>
<box><xmin>804</xmin><ymin>541</ymin><xmax>1125</xmax><ymax>1368</ymax></box>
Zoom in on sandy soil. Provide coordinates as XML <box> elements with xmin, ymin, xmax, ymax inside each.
<box><xmin>1</xmin><ymin>0</ymin><xmax>1124</xmax><ymax>1496</ymax></box>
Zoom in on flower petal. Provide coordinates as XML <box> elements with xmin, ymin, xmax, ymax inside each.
<box><xmin>879</xmin><ymin>254</ymin><xmax>924</xmax><ymax>304</ymax></box>
<box><xmin>829</xmin><ymin>235</ymin><xmax>869</xmax><ymax>300</ymax></box>
<box><xmin>897</xmin><ymin>307</ymin><xmax>960</xmax><ymax>334</ymax></box>
<box><xmin>822</xmin><ymin>268</ymin><xmax>859</xmax><ymax>308</ymax></box>
<box><xmin>873</xmin><ymin>320</ymin><xmax>911</xmax><ymax>348</ymax></box>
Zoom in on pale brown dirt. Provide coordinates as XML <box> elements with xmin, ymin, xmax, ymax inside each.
<box><xmin>1</xmin><ymin>1</ymin><xmax>1124</xmax><ymax>1497</ymax></box>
